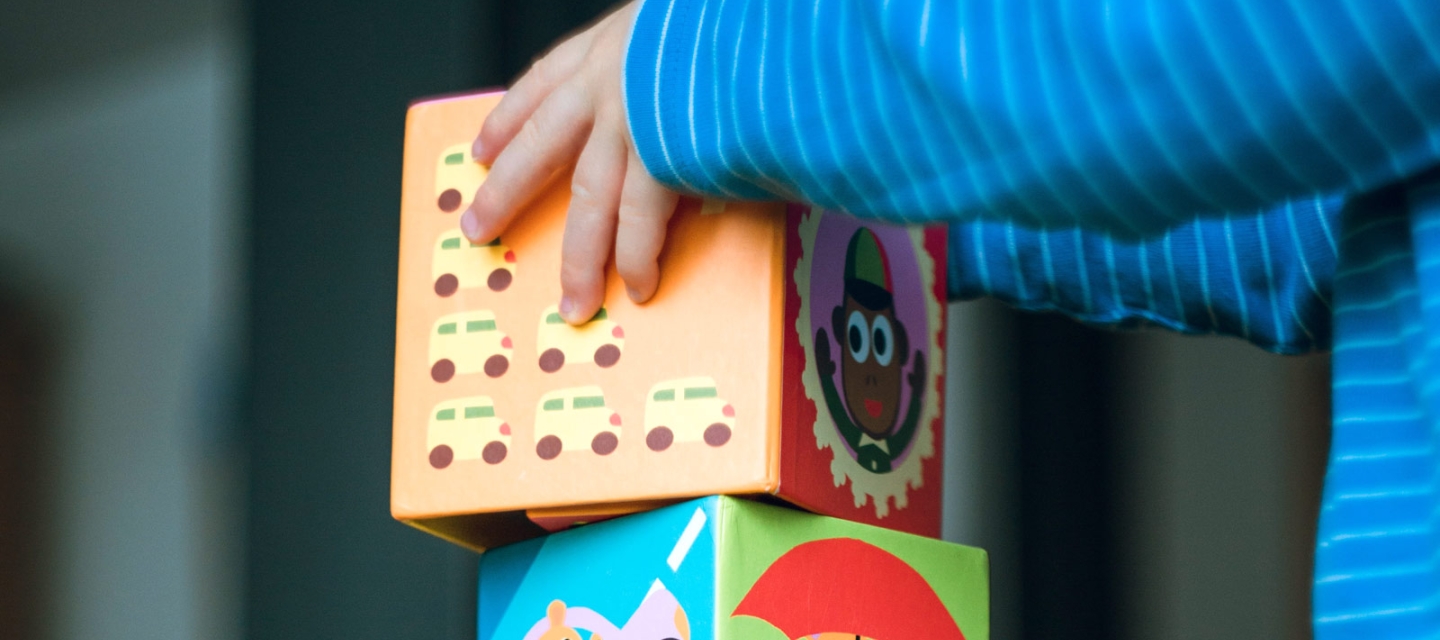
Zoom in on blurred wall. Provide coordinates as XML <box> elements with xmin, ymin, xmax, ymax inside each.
<box><xmin>1116</xmin><ymin>333</ymin><xmax>1328</xmax><ymax>640</ymax></box>
<box><xmin>0</xmin><ymin>287</ymin><xmax>47</xmax><ymax>639</ymax></box>
<box><xmin>944</xmin><ymin>298</ymin><xmax>1023</xmax><ymax>638</ymax></box>
<box><xmin>944</xmin><ymin>304</ymin><xmax>1328</xmax><ymax>640</ymax></box>
<box><xmin>0</xmin><ymin>1</ymin><xmax>244</xmax><ymax>638</ymax></box>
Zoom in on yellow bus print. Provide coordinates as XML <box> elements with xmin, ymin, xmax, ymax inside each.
<box><xmin>434</xmin><ymin>143</ymin><xmax>487</xmax><ymax>213</ymax></box>
<box><xmin>431</xmin><ymin>229</ymin><xmax>517</xmax><ymax>296</ymax></box>
<box><xmin>643</xmin><ymin>377</ymin><xmax>735</xmax><ymax>451</ymax></box>
<box><xmin>536</xmin><ymin>305</ymin><xmax>624</xmax><ymax>373</ymax></box>
<box><xmin>429</xmin><ymin>310</ymin><xmax>512</xmax><ymax>382</ymax></box>
<box><xmin>533</xmin><ymin>386</ymin><xmax>621</xmax><ymax>459</ymax></box>
<box><xmin>427</xmin><ymin>396</ymin><xmax>511</xmax><ymax>468</ymax></box>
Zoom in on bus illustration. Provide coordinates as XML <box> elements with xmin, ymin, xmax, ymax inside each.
<box><xmin>431</xmin><ymin>229</ymin><xmax>516</xmax><ymax>296</ymax></box>
<box><xmin>536</xmin><ymin>305</ymin><xmax>624</xmax><ymax>373</ymax></box>
<box><xmin>429</xmin><ymin>310</ymin><xmax>512</xmax><ymax>382</ymax></box>
<box><xmin>434</xmin><ymin>142</ymin><xmax>487</xmax><ymax>213</ymax></box>
<box><xmin>533</xmin><ymin>386</ymin><xmax>621</xmax><ymax>459</ymax></box>
<box><xmin>642</xmin><ymin>377</ymin><xmax>735</xmax><ymax>451</ymax></box>
<box><xmin>426</xmin><ymin>396</ymin><xmax>511</xmax><ymax>468</ymax></box>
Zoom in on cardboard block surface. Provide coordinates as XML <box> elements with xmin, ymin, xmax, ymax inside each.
<box><xmin>478</xmin><ymin>497</ymin><xmax>988</xmax><ymax>640</ymax></box>
<box><xmin>392</xmin><ymin>92</ymin><xmax>948</xmax><ymax>550</ymax></box>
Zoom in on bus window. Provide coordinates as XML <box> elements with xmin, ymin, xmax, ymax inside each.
<box><xmin>466</xmin><ymin>319</ymin><xmax>496</xmax><ymax>332</ymax></box>
<box><xmin>437</xmin><ymin>322</ymin><xmax>457</xmax><ymax>335</ymax></box>
<box><xmin>546</xmin><ymin>308</ymin><xmax>607</xmax><ymax>325</ymax></box>
<box><xmin>436</xmin><ymin>408</ymin><xmax>456</xmax><ymax>420</ymax></box>
<box><xmin>444</xmin><ymin>151</ymin><xmax>464</xmax><ymax>165</ymax></box>
<box><xmin>653</xmin><ymin>389</ymin><xmax>675</xmax><ymax>402</ymax></box>
<box><xmin>440</xmin><ymin>236</ymin><xmax>498</xmax><ymax>250</ymax></box>
<box><xmin>574</xmin><ymin>396</ymin><xmax>605</xmax><ymax>409</ymax></box>
<box><xmin>684</xmin><ymin>387</ymin><xmax>718</xmax><ymax>400</ymax></box>
<box><xmin>542</xmin><ymin>398</ymin><xmax>564</xmax><ymax>411</ymax></box>
<box><xmin>465</xmin><ymin>405</ymin><xmax>494</xmax><ymax>419</ymax></box>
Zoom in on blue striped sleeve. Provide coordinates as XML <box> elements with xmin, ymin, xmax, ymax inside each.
<box><xmin>950</xmin><ymin>194</ymin><xmax>1340</xmax><ymax>354</ymax></box>
<box><xmin>1313</xmin><ymin>172</ymin><xmax>1440</xmax><ymax>638</ymax></box>
<box><xmin>623</xmin><ymin>0</ymin><xmax>1440</xmax><ymax>236</ymax></box>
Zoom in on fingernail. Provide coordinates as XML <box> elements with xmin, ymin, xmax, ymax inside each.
<box><xmin>460</xmin><ymin>209</ymin><xmax>481</xmax><ymax>240</ymax></box>
<box><xmin>626</xmin><ymin>286</ymin><xmax>644</xmax><ymax>303</ymax></box>
<box><xmin>559</xmin><ymin>296</ymin><xmax>575</xmax><ymax>319</ymax></box>
<box><xmin>472</xmin><ymin>139</ymin><xmax>487</xmax><ymax>162</ymax></box>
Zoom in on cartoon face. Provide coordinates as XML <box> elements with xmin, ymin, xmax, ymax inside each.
<box><xmin>835</xmin><ymin>295</ymin><xmax>907</xmax><ymax>439</ymax></box>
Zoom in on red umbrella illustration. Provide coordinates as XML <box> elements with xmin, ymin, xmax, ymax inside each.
<box><xmin>732</xmin><ymin>538</ymin><xmax>967</xmax><ymax>640</ymax></box>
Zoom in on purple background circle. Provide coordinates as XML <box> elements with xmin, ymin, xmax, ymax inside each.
<box><xmin>807</xmin><ymin>212</ymin><xmax>930</xmax><ymax>469</ymax></box>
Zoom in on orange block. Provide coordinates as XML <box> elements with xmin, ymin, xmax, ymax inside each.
<box><xmin>392</xmin><ymin>91</ymin><xmax>948</xmax><ymax>552</ymax></box>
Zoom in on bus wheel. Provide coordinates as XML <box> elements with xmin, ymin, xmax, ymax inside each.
<box><xmin>482</xmin><ymin>441</ymin><xmax>507</xmax><ymax>464</ymax></box>
<box><xmin>536</xmin><ymin>435</ymin><xmax>562</xmax><ymax>460</ymax></box>
<box><xmin>484</xmin><ymin>354</ymin><xmax>508</xmax><ymax>377</ymax></box>
<box><xmin>438</xmin><ymin>189</ymin><xmax>461</xmax><ymax>212</ymax></box>
<box><xmin>431</xmin><ymin>359</ymin><xmax>455</xmax><ymax>383</ymax></box>
<box><xmin>429</xmin><ymin>445</ymin><xmax>454</xmax><ymax>469</ymax></box>
<box><xmin>594</xmin><ymin>344</ymin><xmax>621</xmax><ymax>368</ymax></box>
<box><xmin>538</xmin><ymin>348</ymin><xmax>564</xmax><ymax>373</ymax></box>
<box><xmin>592</xmin><ymin>431</ymin><xmax>618</xmax><ymax>455</ymax></box>
<box><xmin>646</xmin><ymin>427</ymin><xmax>673</xmax><ymax>452</ymax></box>
<box><xmin>434</xmin><ymin>274</ymin><xmax>459</xmax><ymax>297</ymax></box>
<box><xmin>704</xmin><ymin>423</ymin><xmax>732</xmax><ymax>447</ymax></box>
<box><xmin>487</xmin><ymin>269</ymin><xmax>512</xmax><ymax>291</ymax></box>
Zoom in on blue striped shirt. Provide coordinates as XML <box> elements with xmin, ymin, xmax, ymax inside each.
<box><xmin>623</xmin><ymin>1</ymin><xmax>1440</xmax><ymax>637</ymax></box>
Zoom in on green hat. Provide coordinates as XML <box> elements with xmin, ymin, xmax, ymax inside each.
<box><xmin>844</xmin><ymin>227</ymin><xmax>894</xmax><ymax>310</ymax></box>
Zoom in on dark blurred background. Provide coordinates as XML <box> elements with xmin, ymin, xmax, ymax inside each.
<box><xmin>0</xmin><ymin>1</ymin><xmax>1329</xmax><ymax>639</ymax></box>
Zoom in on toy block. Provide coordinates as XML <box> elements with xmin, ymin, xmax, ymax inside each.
<box><xmin>478</xmin><ymin>497</ymin><xmax>989</xmax><ymax>640</ymax></box>
<box><xmin>392</xmin><ymin>91</ymin><xmax>949</xmax><ymax>551</ymax></box>
<box><xmin>524</xmin><ymin>500</ymin><xmax>670</xmax><ymax>533</ymax></box>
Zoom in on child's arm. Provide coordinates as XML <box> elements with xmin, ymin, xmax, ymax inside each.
<box><xmin>625</xmin><ymin>0</ymin><xmax>1440</xmax><ymax>231</ymax></box>
<box><xmin>466</xmin><ymin>0</ymin><xmax>1433</xmax><ymax>330</ymax></box>
<box><xmin>950</xmin><ymin>195</ymin><xmax>1340</xmax><ymax>354</ymax></box>
<box><xmin>463</xmin><ymin>2</ymin><xmax>677</xmax><ymax>324</ymax></box>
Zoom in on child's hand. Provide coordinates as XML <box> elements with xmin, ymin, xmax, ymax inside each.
<box><xmin>462</xmin><ymin>0</ymin><xmax>680</xmax><ymax>325</ymax></box>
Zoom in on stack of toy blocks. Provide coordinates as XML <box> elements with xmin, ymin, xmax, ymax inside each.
<box><xmin>393</xmin><ymin>91</ymin><xmax>990</xmax><ymax>640</ymax></box>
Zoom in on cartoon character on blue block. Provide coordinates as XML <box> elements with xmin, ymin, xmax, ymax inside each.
<box><xmin>525</xmin><ymin>601</ymin><xmax>590</xmax><ymax>640</ymax></box>
<box><xmin>521</xmin><ymin>582</ymin><xmax>690</xmax><ymax>640</ymax></box>
<box><xmin>480</xmin><ymin>502</ymin><xmax>714</xmax><ymax>640</ymax></box>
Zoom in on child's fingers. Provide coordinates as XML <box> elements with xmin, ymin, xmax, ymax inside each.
<box><xmin>614</xmin><ymin>150</ymin><xmax>680</xmax><ymax>304</ymax></box>
<box><xmin>473</xmin><ymin>29</ymin><xmax>595</xmax><ymax>164</ymax></box>
<box><xmin>464</xmin><ymin>87</ymin><xmax>593</xmax><ymax>243</ymax></box>
<box><xmin>558</xmin><ymin>128</ymin><xmax>627</xmax><ymax>325</ymax></box>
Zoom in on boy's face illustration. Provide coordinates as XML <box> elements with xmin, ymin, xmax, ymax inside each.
<box><xmin>840</xmin><ymin>294</ymin><xmax>903</xmax><ymax>438</ymax></box>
